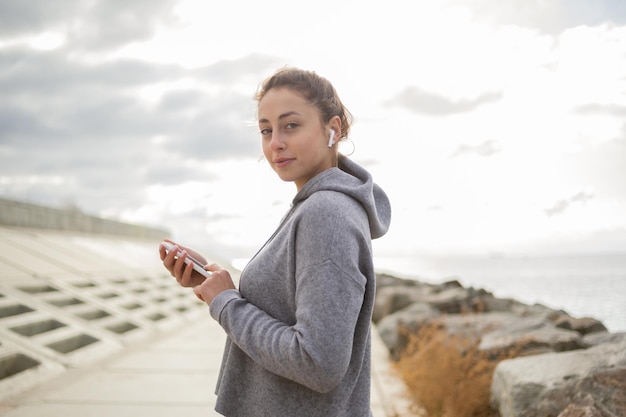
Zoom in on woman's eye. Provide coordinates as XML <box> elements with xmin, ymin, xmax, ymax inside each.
<box><xmin>285</xmin><ymin>122</ymin><xmax>298</xmax><ymax>129</ymax></box>
<box><xmin>260</xmin><ymin>128</ymin><xmax>271</xmax><ymax>135</ymax></box>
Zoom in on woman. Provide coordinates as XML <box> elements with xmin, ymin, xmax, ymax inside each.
<box><xmin>160</xmin><ymin>67</ymin><xmax>391</xmax><ymax>416</ymax></box>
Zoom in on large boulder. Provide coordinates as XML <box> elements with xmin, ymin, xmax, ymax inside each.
<box><xmin>491</xmin><ymin>339</ymin><xmax>626</xmax><ymax>417</ymax></box>
<box><xmin>582</xmin><ymin>331</ymin><xmax>626</xmax><ymax>347</ymax></box>
<box><xmin>376</xmin><ymin>302</ymin><xmax>440</xmax><ymax>359</ymax></box>
<box><xmin>551</xmin><ymin>314</ymin><xmax>607</xmax><ymax>336</ymax></box>
<box><xmin>479</xmin><ymin>315</ymin><xmax>585</xmax><ymax>354</ymax></box>
<box><xmin>373</xmin><ymin>275</ymin><xmax>424</xmax><ymax>323</ymax></box>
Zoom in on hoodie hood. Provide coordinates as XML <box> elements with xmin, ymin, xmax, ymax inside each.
<box><xmin>292</xmin><ymin>155</ymin><xmax>391</xmax><ymax>239</ymax></box>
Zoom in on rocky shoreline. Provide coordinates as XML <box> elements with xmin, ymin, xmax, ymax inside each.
<box><xmin>373</xmin><ymin>273</ymin><xmax>626</xmax><ymax>417</ymax></box>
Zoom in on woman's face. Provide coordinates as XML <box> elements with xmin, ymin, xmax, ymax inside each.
<box><xmin>258</xmin><ymin>87</ymin><xmax>336</xmax><ymax>191</ymax></box>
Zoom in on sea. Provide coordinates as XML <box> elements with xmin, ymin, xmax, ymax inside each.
<box><xmin>374</xmin><ymin>251</ymin><xmax>626</xmax><ymax>333</ymax></box>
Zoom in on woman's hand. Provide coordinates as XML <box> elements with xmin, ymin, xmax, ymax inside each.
<box><xmin>159</xmin><ymin>239</ymin><xmax>207</xmax><ymax>288</ymax></box>
<box><xmin>193</xmin><ymin>264</ymin><xmax>236</xmax><ymax>304</ymax></box>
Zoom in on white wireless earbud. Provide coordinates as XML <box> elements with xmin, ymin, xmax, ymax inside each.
<box><xmin>328</xmin><ymin>130</ymin><xmax>336</xmax><ymax>148</ymax></box>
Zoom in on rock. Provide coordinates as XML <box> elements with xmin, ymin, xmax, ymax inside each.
<box><xmin>434</xmin><ymin>279</ymin><xmax>463</xmax><ymax>290</ymax></box>
<box><xmin>582</xmin><ymin>331</ymin><xmax>626</xmax><ymax>347</ymax></box>
<box><xmin>434</xmin><ymin>311</ymin><xmax>523</xmax><ymax>341</ymax></box>
<box><xmin>480</xmin><ymin>295</ymin><xmax>524</xmax><ymax>313</ymax></box>
<box><xmin>376</xmin><ymin>302</ymin><xmax>439</xmax><ymax>359</ymax></box>
<box><xmin>512</xmin><ymin>302</ymin><xmax>564</xmax><ymax>320</ymax></box>
<box><xmin>375</xmin><ymin>273</ymin><xmax>418</xmax><ymax>289</ymax></box>
<box><xmin>373</xmin><ymin>285</ymin><xmax>423</xmax><ymax>323</ymax></box>
<box><xmin>479</xmin><ymin>316</ymin><xmax>585</xmax><ymax>354</ymax></box>
<box><xmin>421</xmin><ymin>286</ymin><xmax>476</xmax><ymax>314</ymax></box>
<box><xmin>552</xmin><ymin>314</ymin><xmax>608</xmax><ymax>335</ymax></box>
<box><xmin>373</xmin><ymin>286</ymin><xmax>413</xmax><ymax>323</ymax></box>
<box><xmin>491</xmin><ymin>339</ymin><xmax>626</xmax><ymax>417</ymax></box>
<box><xmin>373</xmin><ymin>276</ymin><xmax>430</xmax><ymax>323</ymax></box>
<box><xmin>557</xmin><ymin>403</ymin><xmax>603</xmax><ymax>417</ymax></box>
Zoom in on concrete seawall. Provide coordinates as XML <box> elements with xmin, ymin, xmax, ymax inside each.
<box><xmin>0</xmin><ymin>198</ymin><xmax>168</xmax><ymax>240</ymax></box>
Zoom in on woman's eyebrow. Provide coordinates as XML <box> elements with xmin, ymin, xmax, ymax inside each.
<box><xmin>258</xmin><ymin>111</ymin><xmax>302</xmax><ymax>124</ymax></box>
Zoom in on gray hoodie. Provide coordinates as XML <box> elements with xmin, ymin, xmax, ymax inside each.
<box><xmin>209</xmin><ymin>155</ymin><xmax>391</xmax><ymax>416</ymax></box>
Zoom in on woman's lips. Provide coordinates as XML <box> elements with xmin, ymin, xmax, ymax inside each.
<box><xmin>273</xmin><ymin>158</ymin><xmax>294</xmax><ymax>168</ymax></box>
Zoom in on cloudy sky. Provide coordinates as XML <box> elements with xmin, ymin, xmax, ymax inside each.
<box><xmin>1</xmin><ymin>0</ymin><xmax>625</xmax><ymax>267</ymax></box>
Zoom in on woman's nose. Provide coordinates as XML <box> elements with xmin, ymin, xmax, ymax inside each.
<box><xmin>270</xmin><ymin>133</ymin><xmax>285</xmax><ymax>150</ymax></box>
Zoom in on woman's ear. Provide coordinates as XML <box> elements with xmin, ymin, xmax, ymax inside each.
<box><xmin>328</xmin><ymin>115</ymin><xmax>342</xmax><ymax>143</ymax></box>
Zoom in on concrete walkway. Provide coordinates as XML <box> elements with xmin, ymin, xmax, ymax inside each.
<box><xmin>1</xmin><ymin>313</ymin><xmax>416</xmax><ymax>417</ymax></box>
<box><xmin>0</xmin><ymin>227</ymin><xmax>418</xmax><ymax>416</ymax></box>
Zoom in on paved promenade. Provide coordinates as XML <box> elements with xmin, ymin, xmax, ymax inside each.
<box><xmin>0</xmin><ymin>227</ymin><xmax>417</xmax><ymax>416</ymax></box>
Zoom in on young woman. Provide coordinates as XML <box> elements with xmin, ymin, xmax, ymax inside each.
<box><xmin>160</xmin><ymin>67</ymin><xmax>391</xmax><ymax>416</ymax></box>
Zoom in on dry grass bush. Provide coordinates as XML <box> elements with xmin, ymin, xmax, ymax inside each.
<box><xmin>395</xmin><ymin>322</ymin><xmax>523</xmax><ymax>417</ymax></box>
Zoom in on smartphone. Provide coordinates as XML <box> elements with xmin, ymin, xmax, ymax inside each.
<box><xmin>161</xmin><ymin>241</ymin><xmax>211</xmax><ymax>278</ymax></box>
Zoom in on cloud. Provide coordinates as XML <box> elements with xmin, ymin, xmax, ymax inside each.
<box><xmin>545</xmin><ymin>191</ymin><xmax>594</xmax><ymax>216</ymax></box>
<box><xmin>575</xmin><ymin>103</ymin><xmax>626</xmax><ymax>117</ymax></box>
<box><xmin>385</xmin><ymin>86</ymin><xmax>502</xmax><ymax>116</ymax></box>
<box><xmin>574</xmin><ymin>136</ymin><xmax>626</xmax><ymax>199</ymax></box>
<box><xmin>70</xmin><ymin>0</ymin><xmax>182</xmax><ymax>51</ymax></box>
<box><xmin>447</xmin><ymin>0</ymin><xmax>626</xmax><ymax>33</ymax></box>
<box><xmin>0</xmin><ymin>40</ymin><xmax>277</xmax><ymax>217</ymax></box>
<box><xmin>0</xmin><ymin>0</ymin><xmax>80</xmax><ymax>37</ymax></box>
<box><xmin>193</xmin><ymin>54</ymin><xmax>285</xmax><ymax>85</ymax></box>
<box><xmin>450</xmin><ymin>140</ymin><xmax>501</xmax><ymax>157</ymax></box>
<box><xmin>0</xmin><ymin>48</ymin><xmax>183</xmax><ymax>98</ymax></box>
<box><xmin>0</xmin><ymin>53</ymin><xmax>178</xmax><ymax>150</ymax></box>
<box><xmin>0</xmin><ymin>0</ymin><xmax>181</xmax><ymax>50</ymax></box>
<box><xmin>0</xmin><ymin>45</ymin><xmax>271</xmax><ymax>152</ymax></box>
<box><xmin>162</xmin><ymin>105</ymin><xmax>259</xmax><ymax>159</ymax></box>
<box><xmin>0</xmin><ymin>0</ymin><xmax>289</xmax><ymax>226</ymax></box>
